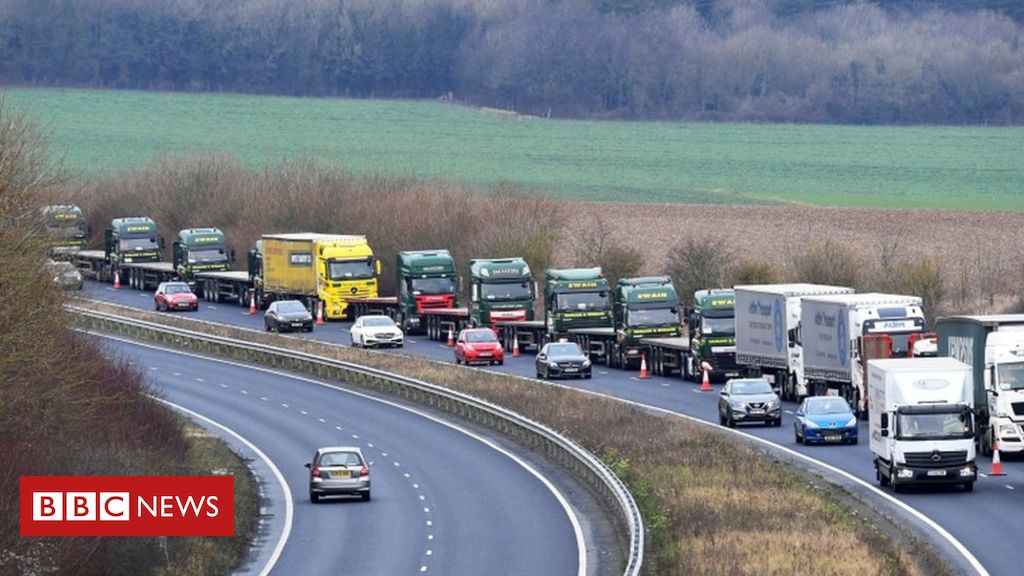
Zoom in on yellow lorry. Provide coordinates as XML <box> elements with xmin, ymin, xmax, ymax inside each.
<box><xmin>260</xmin><ymin>233</ymin><xmax>380</xmax><ymax>320</ymax></box>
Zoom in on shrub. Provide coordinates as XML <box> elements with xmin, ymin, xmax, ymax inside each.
<box><xmin>727</xmin><ymin>259</ymin><xmax>778</xmax><ymax>286</ymax></box>
<box><xmin>789</xmin><ymin>239</ymin><xmax>860</xmax><ymax>288</ymax></box>
<box><xmin>664</xmin><ymin>237</ymin><xmax>732</xmax><ymax>300</ymax></box>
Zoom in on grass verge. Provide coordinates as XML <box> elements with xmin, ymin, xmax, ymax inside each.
<box><xmin>77</xmin><ymin>298</ymin><xmax>949</xmax><ymax>576</ymax></box>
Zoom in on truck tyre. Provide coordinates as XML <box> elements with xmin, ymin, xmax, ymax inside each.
<box><xmin>877</xmin><ymin>468</ymin><xmax>889</xmax><ymax>487</ymax></box>
<box><xmin>981</xmin><ymin>428</ymin><xmax>994</xmax><ymax>457</ymax></box>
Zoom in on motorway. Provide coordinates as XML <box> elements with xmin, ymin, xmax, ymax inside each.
<box><xmin>97</xmin><ymin>335</ymin><xmax>582</xmax><ymax>576</ymax></box>
<box><xmin>83</xmin><ymin>281</ymin><xmax>1024</xmax><ymax>575</ymax></box>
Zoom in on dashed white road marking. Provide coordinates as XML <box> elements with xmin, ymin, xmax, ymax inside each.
<box><xmin>281</xmin><ymin>403</ymin><xmax>289</xmax><ymax>408</ymax></box>
<box><xmin>426</xmin><ymin>550</ymin><xmax>433</xmax><ymax>556</ymax></box>
<box><xmin>785</xmin><ymin>410</ymin><xmax>794</xmax><ymax>415</ymax></box>
<box><xmin>318</xmin><ymin>418</ymin><xmax>326</xmax><ymax>423</ymax></box>
<box><xmin>351</xmin><ymin>434</ymin><xmax>360</xmax><ymax>439</ymax></box>
<box><xmin>428</xmin><ymin>534</ymin><xmax>434</xmax><ymax>540</ymax></box>
<box><xmin>661</xmin><ymin>383</ymin><xmax>670</xmax><ymax>387</ymax></box>
<box><xmin>426</xmin><ymin>520</ymin><xmax>432</xmax><ymax>527</ymax></box>
<box><xmin>220</xmin><ymin>383</ymin><xmax>228</xmax><ymax>388</ymax></box>
<box><xmin>335</xmin><ymin>425</ymin><xmax>343</xmax><ymax>431</ymax></box>
<box><xmin>261</xmin><ymin>396</ymin><xmax>268</xmax><ymax>401</ymax></box>
<box><xmin>300</xmin><ymin>410</ymin><xmax>308</xmax><ymax>415</ymax></box>
<box><xmin>173</xmin><ymin>372</ymin><xmax>181</xmax><ymax>376</ymax></box>
<box><xmin>419</xmin><ymin>495</ymin><xmax>426</xmax><ymax>501</ymax></box>
<box><xmin>149</xmin><ymin>366</ymin><xmax>158</xmax><ymax>371</ymax></box>
<box><xmin>1007</xmin><ymin>485</ymin><xmax>1015</xmax><ymax>490</ymax></box>
<box><xmin>196</xmin><ymin>378</ymin><xmax>205</xmax><ymax>383</ymax></box>
<box><xmin>241</xmin><ymin>390</ymin><xmax>248</xmax><ymax>395</ymax></box>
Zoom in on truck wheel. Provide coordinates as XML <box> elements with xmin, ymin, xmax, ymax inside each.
<box><xmin>877</xmin><ymin>468</ymin><xmax>889</xmax><ymax>487</ymax></box>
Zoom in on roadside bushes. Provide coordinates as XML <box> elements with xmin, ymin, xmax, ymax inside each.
<box><xmin>570</xmin><ymin>214</ymin><xmax>643</xmax><ymax>286</ymax></box>
<box><xmin>73</xmin><ymin>158</ymin><xmax>563</xmax><ymax>297</ymax></box>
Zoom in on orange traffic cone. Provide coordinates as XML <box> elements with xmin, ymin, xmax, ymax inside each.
<box><xmin>513</xmin><ymin>334</ymin><xmax>521</xmax><ymax>357</ymax></box>
<box><xmin>248</xmin><ymin>293</ymin><xmax>257</xmax><ymax>315</ymax></box>
<box><xmin>316</xmin><ymin>301</ymin><xmax>325</xmax><ymax>325</ymax></box>
<box><xmin>701</xmin><ymin>369</ymin><xmax>712</xmax><ymax>392</ymax></box>
<box><xmin>447</xmin><ymin>327</ymin><xmax>455</xmax><ymax>347</ymax></box>
<box><xmin>990</xmin><ymin>440</ymin><xmax>1006</xmax><ymax>476</ymax></box>
<box><xmin>113</xmin><ymin>270</ymin><xmax>121</xmax><ymax>289</ymax></box>
<box><xmin>639</xmin><ymin>354</ymin><xmax>649</xmax><ymax>379</ymax></box>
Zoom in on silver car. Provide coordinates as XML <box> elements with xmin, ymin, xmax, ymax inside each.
<box><xmin>306</xmin><ymin>446</ymin><xmax>371</xmax><ymax>503</ymax></box>
<box><xmin>718</xmin><ymin>378</ymin><xmax>782</xmax><ymax>428</ymax></box>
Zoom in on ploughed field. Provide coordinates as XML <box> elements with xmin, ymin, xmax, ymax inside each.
<box><xmin>7</xmin><ymin>87</ymin><xmax>1024</xmax><ymax>211</ymax></box>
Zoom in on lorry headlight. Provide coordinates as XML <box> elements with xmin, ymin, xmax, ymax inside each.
<box><xmin>897</xmin><ymin>469</ymin><xmax>914</xmax><ymax>479</ymax></box>
<box><xmin>1000</xmin><ymin>425</ymin><xmax>1017</xmax><ymax>436</ymax></box>
<box><xmin>959</xmin><ymin>467</ymin><xmax>975</xmax><ymax>477</ymax></box>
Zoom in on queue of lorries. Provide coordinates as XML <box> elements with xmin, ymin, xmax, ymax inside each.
<box><xmin>45</xmin><ymin>205</ymin><xmax>1024</xmax><ymax>493</ymax></box>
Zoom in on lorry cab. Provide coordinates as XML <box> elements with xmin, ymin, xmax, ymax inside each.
<box><xmin>607</xmin><ymin>276</ymin><xmax>680</xmax><ymax>368</ymax></box>
<box><xmin>469</xmin><ymin>258</ymin><xmax>536</xmax><ymax>326</ymax></box>
<box><xmin>686</xmin><ymin>289</ymin><xmax>738</xmax><ymax>381</ymax></box>
<box><xmin>397</xmin><ymin>250</ymin><xmax>459</xmax><ymax>332</ymax></box>
<box><xmin>868</xmin><ymin>358</ymin><xmax>976</xmax><ymax>492</ymax></box>
<box><xmin>173</xmin><ymin>228</ymin><xmax>233</xmax><ymax>284</ymax></box>
<box><xmin>41</xmin><ymin>205</ymin><xmax>88</xmax><ymax>256</ymax></box>
<box><xmin>104</xmin><ymin>217</ymin><xmax>163</xmax><ymax>264</ymax></box>
<box><xmin>544</xmin><ymin>267</ymin><xmax>612</xmax><ymax>338</ymax></box>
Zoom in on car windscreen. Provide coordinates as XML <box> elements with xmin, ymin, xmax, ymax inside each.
<box><xmin>547</xmin><ymin>343</ymin><xmax>582</xmax><ymax>356</ymax></box>
<box><xmin>165</xmin><ymin>284</ymin><xmax>191</xmax><ymax>294</ymax></box>
<box><xmin>277</xmin><ymin>302</ymin><xmax>308</xmax><ymax>314</ymax></box>
<box><xmin>732</xmin><ymin>381</ymin><xmax>772</xmax><ymax>395</ymax></box>
<box><xmin>466</xmin><ymin>331</ymin><xmax>497</xmax><ymax>343</ymax></box>
<box><xmin>555</xmin><ymin>292</ymin><xmax>608</xmax><ymax>311</ymax></box>
<box><xmin>804</xmin><ymin>399</ymin><xmax>851</xmax><ymax>415</ymax></box>
<box><xmin>320</xmin><ymin>452</ymin><xmax>362</xmax><ymax>467</ymax></box>
<box><xmin>411</xmin><ymin>277</ymin><xmax>455</xmax><ymax>295</ymax></box>
<box><xmin>362</xmin><ymin>317</ymin><xmax>394</xmax><ymax>327</ymax></box>
<box><xmin>328</xmin><ymin>260</ymin><xmax>375</xmax><ymax>280</ymax></box>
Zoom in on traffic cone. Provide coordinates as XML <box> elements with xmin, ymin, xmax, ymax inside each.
<box><xmin>447</xmin><ymin>327</ymin><xmax>455</xmax><ymax>347</ymax></box>
<box><xmin>512</xmin><ymin>334</ymin><xmax>521</xmax><ymax>357</ymax></box>
<box><xmin>639</xmin><ymin>354</ymin><xmax>649</xmax><ymax>379</ymax></box>
<box><xmin>990</xmin><ymin>440</ymin><xmax>1006</xmax><ymax>476</ymax></box>
<box><xmin>248</xmin><ymin>293</ymin><xmax>257</xmax><ymax>315</ymax></box>
<box><xmin>701</xmin><ymin>369</ymin><xmax>712</xmax><ymax>392</ymax></box>
<box><xmin>316</xmin><ymin>301</ymin><xmax>325</xmax><ymax>325</ymax></box>
<box><xmin>113</xmin><ymin>270</ymin><xmax>121</xmax><ymax>289</ymax></box>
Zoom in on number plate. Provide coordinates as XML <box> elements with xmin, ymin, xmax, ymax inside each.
<box><xmin>329</xmin><ymin>469</ymin><xmax>351</xmax><ymax>479</ymax></box>
<box><xmin>824</xmin><ymin>435</ymin><xmax>841</xmax><ymax>442</ymax></box>
<box><xmin>292</xmin><ymin>322</ymin><xmax>304</xmax><ymax>327</ymax></box>
<box><xmin>564</xmin><ymin>367</ymin><xmax>578</xmax><ymax>373</ymax></box>
<box><xmin>177</xmin><ymin>302</ymin><xmax>191</xmax><ymax>308</ymax></box>
<box><xmin>749</xmin><ymin>409</ymin><xmax>764</xmax><ymax>415</ymax></box>
<box><xmin>478</xmin><ymin>352</ymin><xmax>492</xmax><ymax>357</ymax></box>
<box><xmin>926</xmin><ymin>470</ymin><xmax>947</xmax><ymax>477</ymax></box>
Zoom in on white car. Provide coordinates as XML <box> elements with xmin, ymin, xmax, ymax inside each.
<box><xmin>350</xmin><ymin>315</ymin><xmax>405</xmax><ymax>348</ymax></box>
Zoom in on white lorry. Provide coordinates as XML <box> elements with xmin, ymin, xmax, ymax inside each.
<box><xmin>802</xmin><ymin>293</ymin><xmax>928</xmax><ymax>417</ymax></box>
<box><xmin>868</xmin><ymin>357</ymin><xmax>977</xmax><ymax>492</ymax></box>
<box><xmin>734</xmin><ymin>284</ymin><xmax>854</xmax><ymax>402</ymax></box>
<box><xmin>937</xmin><ymin>315</ymin><xmax>1024</xmax><ymax>455</ymax></box>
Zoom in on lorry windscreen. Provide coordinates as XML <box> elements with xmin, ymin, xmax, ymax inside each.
<box><xmin>328</xmin><ymin>260</ymin><xmax>375</xmax><ymax>280</ymax></box>
<box><xmin>48</xmin><ymin>222</ymin><xmax>85</xmax><ymax>238</ymax></box>
<box><xmin>701</xmin><ymin>315</ymin><xmax>734</xmax><ymax>335</ymax></box>
<box><xmin>997</xmin><ymin>362</ymin><xmax>1024</xmax><ymax>391</ymax></box>
<box><xmin>863</xmin><ymin>318</ymin><xmax>926</xmax><ymax>355</ymax></box>
<box><xmin>411</xmin><ymin>277</ymin><xmax>456</xmax><ymax>295</ymax></box>
<box><xmin>120</xmin><ymin>237</ymin><xmax>158</xmax><ymax>251</ymax></box>
<box><xmin>188</xmin><ymin>247</ymin><xmax>227</xmax><ymax>263</ymax></box>
<box><xmin>482</xmin><ymin>282</ymin><xmax>531</xmax><ymax>301</ymax></box>
<box><xmin>626</xmin><ymin>307</ymin><xmax>678</xmax><ymax>327</ymax></box>
<box><xmin>896</xmin><ymin>407</ymin><xmax>973</xmax><ymax>440</ymax></box>
<box><xmin>556</xmin><ymin>292</ymin><xmax>608</xmax><ymax>311</ymax></box>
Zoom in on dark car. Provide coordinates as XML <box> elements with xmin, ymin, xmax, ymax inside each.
<box><xmin>265</xmin><ymin>300</ymin><xmax>314</xmax><ymax>333</ymax></box>
<box><xmin>794</xmin><ymin>396</ymin><xmax>859</xmax><ymax>445</ymax></box>
<box><xmin>718</xmin><ymin>378</ymin><xmax>782</xmax><ymax>427</ymax></box>
<box><xmin>536</xmin><ymin>341</ymin><xmax>592</xmax><ymax>380</ymax></box>
<box><xmin>154</xmin><ymin>281</ymin><xmax>198</xmax><ymax>312</ymax></box>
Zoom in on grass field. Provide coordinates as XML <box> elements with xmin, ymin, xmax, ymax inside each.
<box><xmin>6</xmin><ymin>87</ymin><xmax>1024</xmax><ymax>210</ymax></box>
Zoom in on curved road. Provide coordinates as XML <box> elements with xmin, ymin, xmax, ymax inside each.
<box><xmin>84</xmin><ymin>281</ymin><xmax>1024</xmax><ymax>575</ymax></box>
<box><xmin>98</xmin><ymin>335</ymin><xmax>582</xmax><ymax>576</ymax></box>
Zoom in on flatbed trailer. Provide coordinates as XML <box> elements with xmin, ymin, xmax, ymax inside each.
<box><xmin>196</xmin><ymin>270</ymin><xmax>252</xmax><ymax>305</ymax></box>
<box><xmin>70</xmin><ymin>251</ymin><xmax>175</xmax><ymax>290</ymax></box>
<box><xmin>349</xmin><ymin>297</ymin><xmax>400</xmax><ymax>318</ymax></box>
<box><xmin>493</xmin><ymin>320</ymin><xmax>546</xmax><ymax>353</ymax></box>
<box><xmin>569</xmin><ymin>327</ymin><xmax>616</xmax><ymax>364</ymax></box>
<box><xmin>421</xmin><ymin>308</ymin><xmax>473</xmax><ymax>341</ymax></box>
<box><xmin>645</xmin><ymin>337</ymin><xmax>692</xmax><ymax>377</ymax></box>
<box><xmin>71</xmin><ymin>250</ymin><xmax>110</xmax><ymax>280</ymax></box>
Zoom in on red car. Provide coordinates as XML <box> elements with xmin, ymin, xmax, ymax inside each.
<box><xmin>455</xmin><ymin>328</ymin><xmax>504</xmax><ymax>366</ymax></box>
<box><xmin>154</xmin><ymin>281</ymin><xmax>198</xmax><ymax>312</ymax></box>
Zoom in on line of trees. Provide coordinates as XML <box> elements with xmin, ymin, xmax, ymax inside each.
<box><xmin>1</xmin><ymin>0</ymin><xmax>1022</xmax><ymax>124</ymax></box>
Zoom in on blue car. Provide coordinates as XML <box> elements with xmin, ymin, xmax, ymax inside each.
<box><xmin>794</xmin><ymin>396</ymin><xmax>859</xmax><ymax>445</ymax></box>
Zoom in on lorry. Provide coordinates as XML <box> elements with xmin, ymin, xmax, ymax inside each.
<box><xmin>40</xmin><ymin>205</ymin><xmax>88</xmax><ymax>257</ymax></box>
<box><xmin>422</xmin><ymin>258</ymin><xmax>538</xmax><ymax>347</ymax></box>
<box><xmin>682</xmin><ymin>289</ymin><xmax>739</xmax><ymax>382</ymax></box>
<box><xmin>802</xmin><ymin>293</ymin><xmax>929</xmax><ymax>418</ymax></box>
<box><xmin>71</xmin><ymin>217</ymin><xmax>164</xmax><ymax>283</ymax></box>
<box><xmin>868</xmin><ymin>357</ymin><xmax>977</xmax><ymax>492</ymax></box>
<box><xmin>936</xmin><ymin>315</ymin><xmax>1024</xmax><ymax>456</ymax></box>
<box><xmin>735</xmin><ymin>284</ymin><xmax>854</xmax><ymax>401</ymax></box>
<box><xmin>494</xmin><ymin>267</ymin><xmax>613</xmax><ymax>353</ymax></box>
<box><xmin>572</xmin><ymin>276</ymin><xmax>681</xmax><ymax>369</ymax></box>
<box><xmin>115</xmin><ymin>228</ymin><xmax>233</xmax><ymax>293</ymax></box>
<box><xmin>348</xmin><ymin>250</ymin><xmax>460</xmax><ymax>333</ymax></box>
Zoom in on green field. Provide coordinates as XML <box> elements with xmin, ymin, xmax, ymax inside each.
<box><xmin>6</xmin><ymin>87</ymin><xmax>1024</xmax><ymax>210</ymax></box>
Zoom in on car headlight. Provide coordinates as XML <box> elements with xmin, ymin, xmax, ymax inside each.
<box><xmin>845</xmin><ymin>416</ymin><xmax>858</xmax><ymax>428</ymax></box>
<box><xmin>730</xmin><ymin>400</ymin><xmax>745</xmax><ymax>409</ymax></box>
<box><xmin>768</xmin><ymin>398</ymin><xmax>780</xmax><ymax>408</ymax></box>
<box><xmin>582</xmin><ymin>359</ymin><xmax>591</xmax><ymax>367</ymax></box>
<box><xmin>804</xmin><ymin>419</ymin><xmax>820</xmax><ymax>429</ymax></box>
<box><xmin>548</xmin><ymin>362</ymin><xmax>559</xmax><ymax>369</ymax></box>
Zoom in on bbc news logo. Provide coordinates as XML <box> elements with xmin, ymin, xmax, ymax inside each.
<box><xmin>20</xmin><ymin>476</ymin><xmax>234</xmax><ymax>536</ymax></box>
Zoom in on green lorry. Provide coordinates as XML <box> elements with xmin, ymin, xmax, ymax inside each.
<box><xmin>682</xmin><ymin>289</ymin><xmax>740</xmax><ymax>382</ymax></box>
<box><xmin>41</xmin><ymin>205</ymin><xmax>88</xmax><ymax>257</ymax></box>
<box><xmin>71</xmin><ymin>217</ymin><xmax>164</xmax><ymax>284</ymax></box>
<box><xmin>349</xmin><ymin>249</ymin><xmax>460</xmax><ymax>333</ymax></box>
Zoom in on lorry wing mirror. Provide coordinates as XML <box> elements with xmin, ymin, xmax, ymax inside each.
<box><xmin>375</xmin><ymin>260</ymin><xmax>382</xmax><ymax>275</ymax></box>
<box><xmin>880</xmin><ymin>413</ymin><xmax>888</xmax><ymax>429</ymax></box>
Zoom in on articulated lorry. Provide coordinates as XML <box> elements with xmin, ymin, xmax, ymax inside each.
<box><xmin>802</xmin><ymin>293</ymin><xmax>928</xmax><ymax>418</ymax></box>
<box><xmin>72</xmin><ymin>217</ymin><xmax>164</xmax><ymax>283</ymax></box>
<box><xmin>735</xmin><ymin>284</ymin><xmax>854</xmax><ymax>400</ymax></box>
<box><xmin>423</xmin><ymin>258</ymin><xmax>537</xmax><ymax>345</ymax></box>
<box><xmin>115</xmin><ymin>228</ymin><xmax>233</xmax><ymax>293</ymax></box>
<box><xmin>348</xmin><ymin>250</ymin><xmax>460</xmax><ymax>333</ymax></box>
<box><xmin>681</xmin><ymin>289</ymin><xmax>739</xmax><ymax>382</ymax></box>
<box><xmin>937</xmin><ymin>315</ymin><xmax>1024</xmax><ymax>455</ymax></box>
<box><xmin>572</xmin><ymin>276</ymin><xmax>681</xmax><ymax>369</ymax></box>
<box><xmin>41</xmin><ymin>205</ymin><xmax>88</xmax><ymax>257</ymax></box>
<box><xmin>869</xmin><ymin>357</ymin><xmax>976</xmax><ymax>492</ymax></box>
<box><xmin>495</xmin><ymin>267</ymin><xmax>613</xmax><ymax>353</ymax></box>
